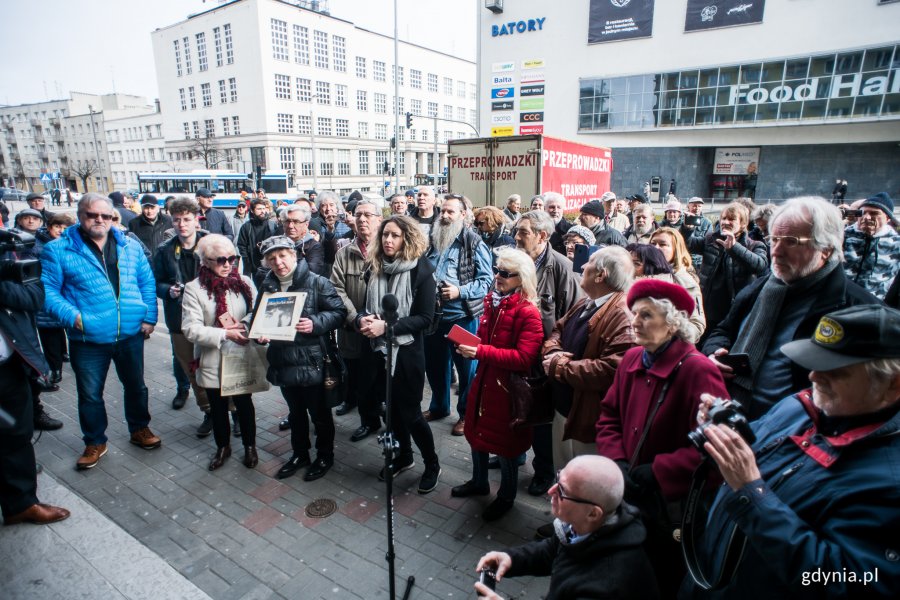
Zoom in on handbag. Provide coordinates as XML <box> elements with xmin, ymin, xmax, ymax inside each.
<box><xmin>319</xmin><ymin>334</ymin><xmax>347</xmax><ymax>408</ymax></box>
<box><xmin>507</xmin><ymin>370</ymin><xmax>554</xmax><ymax>429</ymax></box>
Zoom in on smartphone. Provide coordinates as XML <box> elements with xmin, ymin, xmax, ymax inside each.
<box><xmin>717</xmin><ymin>353</ymin><xmax>751</xmax><ymax>376</ymax></box>
<box><xmin>479</xmin><ymin>569</ymin><xmax>497</xmax><ymax>591</ymax></box>
<box><xmin>218</xmin><ymin>313</ymin><xmax>239</xmax><ymax>328</ymax></box>
<box><xmin>684</xmin><ymin>215</ymin><xmax>701</xmax><ymax>226</ymax></box>
<box><xmin>841</xmin><ymin>208</ymin><xmax>863</xmax><ymax>218</ymax></box>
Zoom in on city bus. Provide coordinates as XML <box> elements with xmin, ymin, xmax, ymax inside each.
<box><xmin>413</xmin><ymin>173</ymin><xmax>447</xmax><ymax>190</ymax></box>
<box><xmin>136</xmin><ymin>170</ymin><xmax>295</xmax><ymax>207</ymax></box>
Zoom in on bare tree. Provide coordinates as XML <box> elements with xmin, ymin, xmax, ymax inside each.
<box><xmin>71</xmin><ymin>160</ymin><xmax>99</xmax><ymax>192</ymax></box>
<box><xmin>188</xmin><ymin>133</ymin><xmax>222</xmax><ymax>169</ymax></box>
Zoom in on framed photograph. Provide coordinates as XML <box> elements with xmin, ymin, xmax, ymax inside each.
<box><xmin>249</xmin><ymin>291</ymin><xmax>307</xmax><ymax>341</ymax></box>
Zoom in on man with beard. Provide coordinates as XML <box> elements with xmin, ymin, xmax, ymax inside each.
<box><xmin>841</xmin><ymin>192</ymin><xmax>900</xmax><ymax>300</ymax></box>
<box><xmin>423</xmin><ymin>195</ymin><xmax>493</xmax><ymax>436</ymax></box>
<box><xmin>623</xmin><ymin>204</ymin><xmax>657</xmax><ymax>244</ymax></box>
<box><xmin>236</xmin><ymin>197</ymin><xmax>277</xmax><ymax>279</ymax></box>
<box><xmin>412</xmin><ymin>186</ymin><xmax>439</xmax><ymax>239</ymax></box>
<box><xmin>703</xmin><ymin>196</ymin><xmax>878</xmax><ymax>420</ymax></box>
<box><xmin>578</xmin><ymin>200</ymin><xmax>626</xmax><ymax>247</ymax></box>
<box><xmin>545</xmin><ymin>192</ymin><xmax>573</xmax><ymax>256</ymax></box>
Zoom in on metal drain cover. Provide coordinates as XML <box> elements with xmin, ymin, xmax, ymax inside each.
<box><xmin>305</xmin><ymin>498</ymin><xmax>338</xmax><ymax>519</ymax></box>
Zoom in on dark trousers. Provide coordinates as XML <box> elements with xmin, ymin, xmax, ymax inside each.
<box><xmin>206</xmin><ymin>388</ymin><xmax>255</xmax><ymax>449</ymax></box>
<box><xmin>281</xmin><ymin>385</ymin><xmax>334</xmax><ymax>460</ymax></box>
<box><xmin>472</xmin><ymin>451</ymin><xmax>518</xmax><ymax>501</ymax></box>
<box><xmin>369</xmin><ymin>347</ymin><xmax>437</xmax><ymax>465</ymax></box>
<box><xmin>531</xmin><ymin>423</ymin><xmax>554</xmax><ymax>480</ymax></box>
<box><xmin>38</xmin><ymin>327</ymin><xmax>66</xmax><ymax>372</ymax></box>
<box><xmin>0</xmin><ymin>357</ymin><xmax>39</xmax><ymax>518</ymax></box>
<box><xmin>346</xmin><ymin>356</ymin><xmax>381</xmax><ymax>429</ymax></box>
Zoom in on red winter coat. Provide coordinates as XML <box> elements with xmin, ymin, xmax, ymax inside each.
<box><xmin>595</xmin><ymin>337</ymin><xmax>728</xmax><ymax>500</ymax></box>
<box><xmin>464</xmin><ymin>292</ymin><xmax>544</xmax><ymax>458</ymax></box>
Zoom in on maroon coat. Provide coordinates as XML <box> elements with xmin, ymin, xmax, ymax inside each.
<box><xmin>595</xmin><ymin>337</ymin><xmax>728</xmax><ymax>500</ymax></box>
<box><xmin>464</xmin><ymin>292</ymin><xmax>544</xmax><ymax>458</ymax></box>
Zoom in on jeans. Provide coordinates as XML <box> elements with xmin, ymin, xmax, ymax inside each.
<box><xmin>472</xmin><ymin>451</ymin><xmax>518</xmax><ymax>501</ymax></box>
<box><xmin>424</xmin><ymin>317</ymin><xmax>478</xmax><ymax>418</ymax></box>
<box><xmin>69</xmin><ymin>332</ymin><xmax>150</xmax><ymax>445</ymax></box>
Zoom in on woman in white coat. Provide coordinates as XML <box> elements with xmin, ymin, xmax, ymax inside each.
<box><xmin>182</xmin><ymin>234</ymin><xmax>259</xmax><ymax>471</ymax></box>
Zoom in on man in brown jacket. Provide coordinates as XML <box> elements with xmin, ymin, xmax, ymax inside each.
<box><xmin>542</xmin><ymin>245</ymin><xmax>636</xmax><ymax>468</ymax></box>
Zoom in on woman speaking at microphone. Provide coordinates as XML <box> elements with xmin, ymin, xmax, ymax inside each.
<box><xmin>358</xmin><ymin>216</ymin><xmax>442</xmax><ymax>494</ymax></box>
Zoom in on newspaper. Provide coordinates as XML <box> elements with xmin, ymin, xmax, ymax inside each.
<box><xmin>220</xmin><ymin>341</ymin><xmax>270</xmax><ymax>396</ymax></box>
<box><xmin>248</xmin><ymin>291</ymin><xmax>307</xmax><ymax>341</ymax></box>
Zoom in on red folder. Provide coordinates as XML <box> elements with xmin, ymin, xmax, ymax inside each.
<box><xmin>447</xmin><ymin>324</ymin><xmax>480</xmax><ymax>347</ymax></box>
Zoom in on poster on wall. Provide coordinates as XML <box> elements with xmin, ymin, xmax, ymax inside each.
<box><xmin>713</xmin><ymin>147</ymin><xmax>760</xmax><ymax>175</ymax></box>
<box><xmin>588</xmin><ymin>0</ymin><xmax>655</xmax><ymax>44</ymax></box>
<box><xmin>685</xmin><ymin>0</ymin><xmax>766</xmax><ymax>32</ymax></box>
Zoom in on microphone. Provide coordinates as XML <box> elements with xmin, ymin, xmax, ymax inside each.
<box><xmin>381</xmin><ymin>293</ymin><xmax>400</xmax><ymax>325</ymax></box>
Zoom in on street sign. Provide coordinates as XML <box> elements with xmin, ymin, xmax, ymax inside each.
<box><xmin>52</xmin><ymin>171</ymin><xmax>60</xmax><ymax>179</ymax></box>
<box><xmin>40</xmin><ymin>173</ymin><xmax>52</xmax><ymax>184</ymax></box>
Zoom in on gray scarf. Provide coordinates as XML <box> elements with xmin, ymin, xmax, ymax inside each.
<box><xmin>731</xmin><ymin>255</ymin><xmax>840</xmax><ymax>397</ymax></box>
<box><xmin>365</xmin><ymin>258</ymin><xmax>417</xmax><ymax>374</ymax></box>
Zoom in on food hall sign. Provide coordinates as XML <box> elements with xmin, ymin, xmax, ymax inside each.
<box><xmin>492</xmin><ymin>17</ymin><xmax>546</xmax><ymax>37</ymax></box>
<box><xmin>730</xmin><ymin>69</ymin><xmax>900</xmax><ymax>105</ymax></box>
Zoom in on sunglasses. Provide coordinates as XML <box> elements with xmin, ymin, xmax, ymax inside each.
<box><xmin>83</xmin><ymin>211</ymin><xmax>115</xmax><ymax>221</ymax></box>
<box><xmin>210</xmin><ymin>255</ymin><xmax>238</xmax><ymax>265</ymax></box>
<box><xmin>492</xmin><ymin>266</ymin><xmax>519</xmax><ymax>279</ymax></box>
<box><xmin>474</xmin><ymin>220</ymin><xmax>486</xmax><ymax>227</ymax></box>
<box><xmin>553</xmin><ymin>470</ymin><xmax>598</xmax><ymax>506</ymax></box>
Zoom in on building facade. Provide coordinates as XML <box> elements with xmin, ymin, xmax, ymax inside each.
<box><xmin>105</xmin><ymin>107</ymin><xmax>168</xmax><ymax>191</ymax></box>
<box><xmin>477</xmin><ymin>0</ymin><xmax>900</xmax><ymax>203</ymax></box>
<box><xmin>151</xmin><ymin>0</ymin><xmax>477</xmax><ymax>195</ymax></box>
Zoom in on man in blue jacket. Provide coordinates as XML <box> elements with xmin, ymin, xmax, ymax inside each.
<box><xmin>682</xmin><ymin>305</ymin><xmax>900</xmax><ymax>599</ymax></box>
<box><xmin>41</xmin><ymin>193</ymin><xmax>160</xmax><ymax>470</ymax></box>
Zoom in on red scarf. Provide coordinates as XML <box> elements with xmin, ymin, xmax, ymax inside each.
<box><xmin>198</xmin><ymin>265</ymin><xmax>253</xmax><ymax>326</ymax></box>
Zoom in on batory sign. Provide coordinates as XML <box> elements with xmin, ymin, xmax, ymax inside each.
<box><xmin>542</xmin><ymin>137</ymin><xmax>613</xmax><ymax>210</ymax></box>
<box><xmin>491</xmin><ymin>87</ymin><xmax>515</xmax><ymax>99</ymax></box>
<box><xmin>492</xmin><ymin>17</ymin><xmax>546</xmax><ymax>37</ymax></box>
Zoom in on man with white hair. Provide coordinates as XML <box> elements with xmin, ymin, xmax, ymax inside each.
<box><xmin>703</xmin><ymin>196</ymin><xmax>878</xmax><ymax>419</ymax></box>
<box><xmin>545</xmin><ymin>192</ymin><xmax>573</xmax><ymax>256</ymax></box>
<box><xmin>623</xmin><ymin>204</ymin><xmax>658</xmax><ymax>244</ymax></box>
<box><xmin>504</xmin><ymin>194</ymin><xmax>522</xmax><ymax>223</ymax></box>
<box><xmin>275</xmin><ymin>203</ymin><xmax>325</xmax><ymax>276</ymax></box>
<box><xmin>473</xmin><ymin>455</ymin><xmax>658</xmax><ymax>600</ymax></box>
<box><xmin>310</xmin><ymin>191</ymin><xmax>351</xmax><ymax>276</ymax></box>
<box><xmin>413</xmin><ymin>186</ymin><xmax>439</xmax><ymax>240</ymax></box>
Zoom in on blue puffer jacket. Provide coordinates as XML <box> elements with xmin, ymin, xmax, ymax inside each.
<box><xmin>683</xmin><ymin>391</ymin><xmax>900</xmax><ymax>599</ymax></box>
<box><xmin>41</xmin><ymin>225</ymin><xmax>157</xmax><ymax>344</ymax></box>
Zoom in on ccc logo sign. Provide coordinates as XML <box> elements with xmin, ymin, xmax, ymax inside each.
<box><xmin>520</xmin><ymin>112</ymin><xmax>544</xmax><ymax>122</ymax></box>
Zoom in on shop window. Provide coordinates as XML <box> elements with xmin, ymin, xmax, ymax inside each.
<box><xmin>852</xmin><ymin>95</ymin><xmax>882</xmax><ymax>117</ymax></box>
<box><xmin>801</xmin><ymin>99</ymin><xmax>827</xmax><ymax>119</ymax></box>
<box><xmin>784</xmin><ymin>59</ymin><xmax>809</xmax><ymax>79</ymax></box>
<box><xmin>762</xmin><ymin>61</ymin><xmax>785</xmax><ymax>82</ymax></box>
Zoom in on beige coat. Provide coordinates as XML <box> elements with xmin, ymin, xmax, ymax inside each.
<box><xmin>181</xmin><ymin>276</ymin><xmax>257</xmax><ymax>389</ymax></box>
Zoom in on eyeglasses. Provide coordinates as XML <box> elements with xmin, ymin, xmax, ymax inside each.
<box><xmin>355</xmin><ymin>212</ymin><xmax>379</xmax><ymax>219</ymax></box>
<box><xmin>84</xmin><ymin>211</ymin><xmax>114</xmax><ymax>221</ymax></box>
<box><xmin>553</xmin><ymin>470</ymin><xmax>598</xmax><ymax>506</ymax></box>
<box><xmin>209</xmin><ymin>255</ymin><xmax>238</xmax><ymax>265</ymax></box>
<box><xmin>282</xmin><ymin>218</ymin><xmax>307</xmax><ymax>226</ymax></box>
<box><xmin>764</xmin><ymin>235</ymin><xmax>813</xmax><ymax>248</ymax></box>
<box><xmin>492</xmin><ymin>266</ymin><xmax>519</xmax><ymax>279</ymax></box>
<box><xmin>474</xmin><ymin>220</ymin><xmax>486</xmax><ymax>227</ymax></box>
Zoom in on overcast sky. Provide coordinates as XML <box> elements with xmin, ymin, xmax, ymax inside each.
<box><xmin>0</xmin><ymin>0</ymin><xmax>477</xmax><ymax>107</ymax></box>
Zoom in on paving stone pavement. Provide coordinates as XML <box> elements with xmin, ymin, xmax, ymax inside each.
<box><xmin>9</xmin><ymin>315</ymin><xmax>553</xmax><ymax>600</ymax></box>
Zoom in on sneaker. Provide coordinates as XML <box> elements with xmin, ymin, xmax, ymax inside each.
<box><xmin>76</xmin><ymin>443</ymin><xmax>108</xmax><ymax>470</ymax></box>
<box><xmin>34</xmin><ymin>410</ymin><xmax>63</xmax><ymax>431</ymax></box>
<box><xmin>130</xmin><ymin>427</ymin><xmax>162</xmax><ymax>449</ymax></box>
<box><xmin>172</xmin><ymin>389</ymin><xmax>188</xmax><ymax>410</ymax></box>
<box><xmin>196</xmin><ymin>413</ymin><xmax>213</xmax><ymax>438</ymax></box>
<box><xmin>418</xmin><ymin>462</ymin><xmax>441</xmax><ymax>494</ymax></box>
<box><xmin>378</xmin><ymin>455</ymin><xmax>416</xmax><ymax>481</ymax></box>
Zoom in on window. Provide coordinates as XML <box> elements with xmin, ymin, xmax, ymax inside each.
<box><xmin>197</xmin><ymin>33</ymin><xmax>208</xmax><ymax>71</ymax></box>
<box><xmin>375</xmin><ymin>123</ymin><xmax>388</xmax><ymax>140</ymax></box>
<box><xmin>319</xmin><ymin>148</ymin><xmax>334</xmax><ymax>176</ymax></box>
<box><xmin>229</xmin><ymin>77</ymin><xmax>237</xmax><ymax>102</ymax></box>
<box><xmin>358</xmin><ymin>150</ymin><xmax>369</xmax><ymax>175</ymax></box>
<box><xmin>336</xmin><ymin>119</ymin><xmax>349</xmax><ymax>137</ymax></box>
<box><xmin>395</xmin><ymin>96</ymin><xmax>405</xmax><ymax>114</ymax></box>
<box><xmin>337</xmin><ymin>149</ymin><xmax>351</xmax><ymax>175</ymax></box>
<box><xmin>280</xmin><ymin>147</ymin><xmax>295</xmax><ymax>171</ymax></box>
<box><xmin>174</xmin><ymin>39</ymin><xmax>182</xmax><ymax>77</ymax></box>
<box><xmin>271</xmin><ymin>19</ymin><xmax>288</xmax><ymax>60</ymax></box>
<box><xmin>357</xmin><ymin>90</ymin><xmax>368</xmax><ymax>111</ymax></box>
<box><xmin>374</xmin><ymin>93</ymin><xmax>387</xmax><ymax>114</ymax></box>
<box><xmin>201</xmin><ymin>83</ymin><xmax>212</xmax><ymax>107</ymax></box>
<box><xmin>457</xmin><ymin>80</ymin><xmax>466</xmax><ymax>98</ymax></box>
<box><xmin>333</xmin><ymin>36</ymin><xmax>346</xmax><ymax>72</ymax></box>
<box><xmin>421</xmin><ymin>128</ymin><xmax>428</xmax><ymax>142</ymax></box>
<box><xmin>399</xmin><ymin>151</ymin><xmax>406</xmax><ymax>175</ymax></box>
<box><xmin>411</xmin><ymin>99</ymin><xmax>422</xmax><ymax>115</ymax></box>
<box><xmin>443</xmin><ymin>130</ymin><xmax>452</xmax><ymax>143</ymax></box>
<box><xmin>222</xmin><ymin>117</ymin><xmax>230</xmax><ymax>136</ymax></box>
<box><xmin>277</xmin><ymin>113</ymin><xmax>294</xmax><ymax>133</ymax></box>
<box><xmin>443</xmin><ymin>77</ymin><xmax>453</xmax><ymax>96</ymax></box>
<box><xmin>205</xmin><ymin>119</ymin><xmax>215</xmax><ymax>137</ymax></box>
<box><xmin>223</xmin><ymin>24</ymin><xmax>233</xmax><ymax>64</ymax></box>
<box><xmin>232</xmin><ymin>115</ymin><xmax>240</xmax><ymax>134</ymax></box>
<box><xmin>457</xmin><ymin>106</ymin><xmax>466</xmax><ymax>121</ymax></box>
<box><xmin>219</xmin><ymin>80</ymin><xmax>227</xmax><ymax>104</ymax></box>
<box><xmin>394</xmin><ymin>65</ymin><xmax>404</xmax><ymax>86</ymax></box>
<box><xmin>316</xmin><ymin>81</ymin><xmax>331</xmax><ymax>104</ymax></box>
<box><xmin>192</xmin><ymin>121</ymin><xmax>200</xmax><ymax>138</ymax></box>
<box><xmin>358</xmin><ymin>121</ymin><xmax>369</xmax><ymax>138</ymax></box>
<box><xmin>183</xmin><ymin>36</ymin><xmax>192</xmax><ymax>74</ymax></box>
<box><xmin>213</xmin><ymin>27</ymin><xmax>223</xmax><ymax>67</ymax></box>
<box><xmin>296</xmin><ymin>77</ymin><xmax>311</xmax><ymax>102</ymax></box>
<box><xmin>313</xmin><ymin>30</ymin><xmax>329</xmax><ymax>69</ymax></box>
<box><xmin>275</xmin><ymin>74</ymin><xmax>291</xmax><ymax>99</ymax></box>
<box><xmin>427</xmin><ymin>73</ymin><xmax>438</xmax><ymax>93</ymax></box>
<box><xmin>427</xmin><ymin>101</ymin><xmax>437</xmax><ymax>117</ymax></box>
<box><xmin>374</xmin><ymin>60</ymin><xmax>386</xmax><ymax>82</ymax></box>
<box><xmin>443</xmin><ymin>105</ymin><xmax>452</xmax><ymax>120</ymax></box>
<box><xmin>410</xmin><ymin>69</ymin><xmax>422</xmax><ymax>89</ymax></box>
<box><xmin>299</xmin><ymin>147</ymin><xmax>313</xmax><ymax>176</ymax></box>
<box><xmin>293</xmin><ymin>25</ymin><xmax>309</xmax><ymax>64</ymax></box>
<box><xmin>469</xmin><ymin>83</ymin><xmax>476</xmax><ymax>100</ymax></box>
<box><xmin>298</xmin><ymin>114</ymin><xmax>311</xmax><ymax>135</ymax></box>
<box><xmin>179</xmin><ymin>88</ymin><xmax>187</xmax><ymax>111</ymax></box>
<box><xmin>188</xmin><ymin>86</ymin><xmax>197</xmax><ymax>109</ymax></box>
<box><xmin>356</xmin><ymin>56</ymin><xmax>367</xmax><ymax>78</ymax></box>
<box><xmin>375</xmin><ymin>150</ymin><xmax>389</xmax><ymax>174</ymax></box>
<box><xmin>183</xmin><ymin>122</ymin><xmax>190</xmax><ymax>139</ymax></box>
<box><xmin>335</xmin><ymin>84</ymin><xmax>347</xmax><ymax>107</ymax></box>
<box><xmin>317</xmin><ymin>117</ymin><xmax>332</xmax><ymax>136</ymax></box>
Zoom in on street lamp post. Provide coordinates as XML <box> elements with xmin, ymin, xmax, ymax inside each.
<box><xmin>88</xmin><ymin>105</ymin><xmax>106</xmax><ymax>192</ymax></box>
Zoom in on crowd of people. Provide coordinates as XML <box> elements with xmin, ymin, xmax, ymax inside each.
<box><xmin>0</xmin><ymin>183</ymin><xmax>898</xmax><ymax>599</ymax></box>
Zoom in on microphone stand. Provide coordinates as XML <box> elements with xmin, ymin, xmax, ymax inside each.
<box><xmin>378</xmin><ymin>298</ymin><xmax>415</xmax><ymax>600</ymax></box>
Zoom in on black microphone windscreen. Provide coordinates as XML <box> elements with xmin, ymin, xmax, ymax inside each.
<box><xmin>382</xmin><ymin>293</ymin><xmax>399</xmax><ymax>313</ymax></box>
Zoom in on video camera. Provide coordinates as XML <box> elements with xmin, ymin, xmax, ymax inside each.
<box><xmin>0</xmin><ymin>229</ymin><xmax>41</xmax><ymax>284</ymax></box>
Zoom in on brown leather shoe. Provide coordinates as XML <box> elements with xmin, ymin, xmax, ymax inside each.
<box><xmin>208</xmin><ymin>446</ymin><xmax>232</xmax><ymax>471</ymax></box>
<box><xmin>242</xmin><ymin>446</ymin><xmax>258</xmax><ymax>468</ymax></box>
<box><xmin>130</xmin><ymin>427</ymin><xmax>161</xmax><ymax>449</ymax></box>
<box><xmin>4</xmin><ymin>503</ymin><xmax>71</xmax><ymax>525</ymax></box>
<box><xmin>76</xmin><ymin>443</ymin><xmax>108</xmax><ymax>470</ymax></box>
<box><xmin>452</xmin><ymin>418</ymin><xmax>465</xmax><ymax>436</ymax></box>
<box><xmin>422</xmin><ymin>410</ymin><xmax>449</xmax><ymax>422</ymax></box>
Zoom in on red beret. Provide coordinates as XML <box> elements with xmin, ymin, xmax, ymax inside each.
<box><xmin>627</xmin><ymin>278</ymin><xmax>695</xmax><ymax>315</ymax></box>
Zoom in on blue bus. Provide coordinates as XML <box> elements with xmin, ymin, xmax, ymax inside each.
<box><xmin>136</xmin><ymin>170</ymin><xmax>295</xmax><ymax>207</ymax></box>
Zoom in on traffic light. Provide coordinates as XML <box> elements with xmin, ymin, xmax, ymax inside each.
<box><xmin>405</xmin><ymin>112</ymin><xmax>412</xmax><ymax>129</ymax></box>
<box><xmin>383</xmin><ymin>161</ymin><xmax>390</xmax><ymax>174</ymax></box>
<box><xmin>390</xmin><ymin>136</ymin><xmax>396</xmax><ymax>149</ymax></box>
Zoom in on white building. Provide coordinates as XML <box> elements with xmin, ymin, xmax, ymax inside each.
<box><xmin>105</xmin><ymin>105</ymin><xmax>168</xmax><ymax>191</ymax></box>
<box><xmin>477</xmin><ymin>0</ymin><xmax>900</xmax><ymax>202</ymax></box>
<box><xmin>151</xmin><ymin>0</ymin><xmax>478</xmax><ymax>195</ymax></box>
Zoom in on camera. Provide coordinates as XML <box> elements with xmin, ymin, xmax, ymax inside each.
<box><xmin>684</xmin><ymin>214</ymin><xmax>701</xmax><ymax>227</ymax></box>
<box><xmin>688</xmin><ymin>398</ymin><xmax>755</xmax><ymax>454</ymax></box>
<box><xmin>841</xmin><ymin>208</ymin><xmax>862</xmax><ymax>219</ymax></box>
<box><xmin>0</xmin><ymin>229</ymin><xmax>41</xmax><ymax>284</ymax></box>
